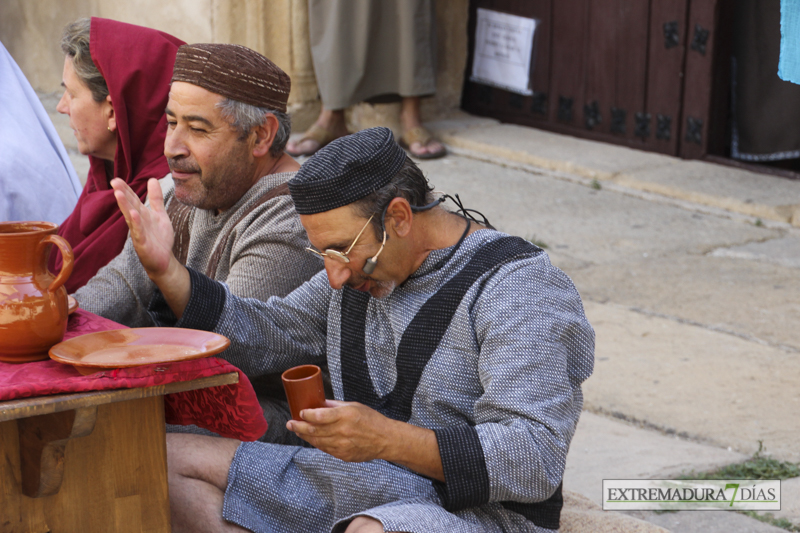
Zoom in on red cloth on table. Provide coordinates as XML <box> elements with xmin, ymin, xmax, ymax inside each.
<box><xmin>0</xmin><ymin>309</ymin><xmax>267</xmax><ymax>441</ymax></box>
<box><xmin>50</xmin><ymin>18</ymin><xmax>185</xmax><ymax>292</ymax></box>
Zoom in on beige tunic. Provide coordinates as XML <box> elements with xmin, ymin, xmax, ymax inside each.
<box><xmin>309</xmin><ymin>0</ymin><xmax>436</xmax><ymax>110</ymax></box>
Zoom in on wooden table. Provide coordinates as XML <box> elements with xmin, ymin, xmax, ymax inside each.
<box><xmin>0</xmin><ymin>372</ymin><xmax>239</xmax><ymax>533</ymax></box>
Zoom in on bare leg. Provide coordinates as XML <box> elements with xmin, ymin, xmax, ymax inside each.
<box><xmin>345</xmin><ymin>516</ymin><xmax>411</xmax><ymax>533</ymax></box>
<box><xmin>399</xmin><ymin>96</ymin><xmax>444</xmax><ymax>157</ymax></box>
<box><xmin>167</xmin><ymin>433</ymin><xmax>249</xmax><ymax>533</ymax></box>
<box><xmin>286</xmin><ymin>106</ymin><xmax>349</xmax><ymax>156</ymax></box>
<box><xmin>345</xmin><ymin>517</ymin><xmax>385</xmax><ymax>533</ymax></box>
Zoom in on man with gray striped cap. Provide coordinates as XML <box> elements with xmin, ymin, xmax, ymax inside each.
<box><xmin>111</xmin><ymin>127</ymin><xmax>595</xmax><ymax>532</ymax></box>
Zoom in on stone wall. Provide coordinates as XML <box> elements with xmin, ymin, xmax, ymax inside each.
<box><xmin>0</xmin><ymin>0</ymin><xmax>213</xmax><ymax>91</ymax></box>
<box><xmin>0</xmin><ymin>0</ymin><xmax>468</xmax><ymax>133</ymax></box>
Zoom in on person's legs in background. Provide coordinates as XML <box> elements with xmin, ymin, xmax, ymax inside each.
<box><xmin>399</xmin><ymin>96</ymin><xmax>446</xmax><ymax>159</ymax></box>
<box><xmin>287</xmin><ymin>97</ymin><xmax>446</xmax><ymax>160</ymax></box>
<box><xmin>286</xmin><ymin>105</ymin><xmax>349</xmax><ymax>157</ymax></box>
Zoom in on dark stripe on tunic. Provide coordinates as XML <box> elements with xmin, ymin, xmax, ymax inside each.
<box><xmin>341</xmin><ymin>236</ymin><xmax>539</xmax><ymax>419</ymax></box>
<box><xmin>149</xmin><ymin>266</ymin><xmax>227</xmax><ymax>332</ymax></box>
<box><xmin>340</xmin><ymin>236</ymin><xmax>562</xmax><ymax>529</ymax></box>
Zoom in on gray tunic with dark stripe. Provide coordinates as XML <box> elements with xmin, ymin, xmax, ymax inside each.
<box><xmin>152</xmin><ymin>229</ymin><xmax>595</xmax><ymax>532</ymax></box>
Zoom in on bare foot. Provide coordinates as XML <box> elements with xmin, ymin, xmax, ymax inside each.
<box><xmin>408</xmin><ymin>138</ymin><xmax>445</xmax><ymax>158</ymax></box>
<box><xmin>286</xmin><ymin>109</ymin><xmax>349</xmax><ymax>157</ymax></box>
<box><xmin>399</xmin><ymin>97</ymin><xmax>446</xmax><ymax>159</ymax></box>
<box><xmin>399</xmin><ymin>126</ymin><xmax>446</xmax><ymax>159</ymax></box>
<box><xmin>286</xmin><ymin>134</ymin><xmax>324</xmax><ymax>157</ymax></box>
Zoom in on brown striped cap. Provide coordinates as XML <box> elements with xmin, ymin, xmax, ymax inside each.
<box><xmin>171</xmin><ymin>43</ymin><xmax>290</xmax><ymax>112</ymax></box>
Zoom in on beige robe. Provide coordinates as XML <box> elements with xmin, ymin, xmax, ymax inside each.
<box><xmin>308</xmin><ymin>0</ymin><xmax>436</xmax><ymax>110</ymax></box>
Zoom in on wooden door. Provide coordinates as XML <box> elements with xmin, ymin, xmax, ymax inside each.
<box><xmin>639</xmin><ymin>0</ymin><xmax>690</xmax><ymax>155</ymax></box>
<box><xmin>461</xmin><ymin>0</ymin><xmax>552</xmax><ymax>125</ymax></box>
<box><xmin>679</xmin><ymin>0</ymin><xmax>727</xmax><ymax>158</ymax></box>
<box><xmin>462</xmin><ymin>0</ymin><xmax>722</xmax><ymax>159</ymax></box>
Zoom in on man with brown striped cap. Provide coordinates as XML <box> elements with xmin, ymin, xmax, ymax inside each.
<box><xmin>74</xmin><ymin>43</ymin><xmax>322</xmax><ymax>444</ymax></box>
<box><xmin>165</xmin><ymin>43</ymin><xmax>295</xmax><ymax>211</ymax></box>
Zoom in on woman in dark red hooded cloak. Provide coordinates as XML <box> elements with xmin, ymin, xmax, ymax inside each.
<box><xmin>51</xmin><ymin>17</ymin><xmax>185</xmax><ymax>293</ymax></box>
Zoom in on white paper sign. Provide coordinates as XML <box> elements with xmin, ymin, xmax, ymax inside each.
<box><xmin>471</xmin><ymin>8</ymin><xmax>537</xmax><ymax>95</ymax></box>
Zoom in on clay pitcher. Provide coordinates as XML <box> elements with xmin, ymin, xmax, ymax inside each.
<box><xmin>0</xmin><ymin>221</ymin><xmax>74</xmax><ymax>362</ymax></box>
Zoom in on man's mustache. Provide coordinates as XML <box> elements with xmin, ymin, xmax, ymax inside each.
<box><xmin>168</xmin><ymin>158</ymin><xmax>201</xmax><ymax>175</ymax></box>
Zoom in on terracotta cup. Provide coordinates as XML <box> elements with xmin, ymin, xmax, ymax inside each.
<box><xmin>281</xmin><ymin>364</ymin><xmax>326</xmax><ymax>421</ymax></box>
<box><xmin>0</xmin><ymin>221</ymin><xmax>74</xmax><ymax>362</ymax></box>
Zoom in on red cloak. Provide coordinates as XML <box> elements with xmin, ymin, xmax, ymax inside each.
<box><xmin>51</xmin><ymin>17</ymin><xmax>184</xmax><ymax>293</ymax></box>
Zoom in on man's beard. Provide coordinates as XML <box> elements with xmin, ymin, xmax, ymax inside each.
<box><xmin>368</xmin><ymin>280</ymin><xmax>396</xmax><ymax>299</ymax></box>
<box><xmin>168</xmin><ymin>142</ymin><xmax>253</xmax><ymax>211</ymax></box>
<box><xmin>347</xmin><ymin>276</ymin><xmax>396</xmax><ymax>299</ymax></box>
<box><xmin>169</xmin><ymin>160</ymin><xmax>216</xmax><ymax>210</ymax></box>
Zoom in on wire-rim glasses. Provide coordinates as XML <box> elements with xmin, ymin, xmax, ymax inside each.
<box><xmin>306</xmin><ymin>214</ymin><xmax>376</xmax><ymax>264</ymax></box>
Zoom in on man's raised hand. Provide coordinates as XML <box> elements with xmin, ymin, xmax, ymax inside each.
<box><xmin>111</xmin><ymin>178</ymin><xmax>192</xmax><ymax>319</ymax></box>
<box><xmin>111</xmin><ymin>178</ymin><xmax>174</xmax><ymax>280</ymax></box>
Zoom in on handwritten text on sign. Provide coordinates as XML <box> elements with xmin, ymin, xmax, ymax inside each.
<box><xmin>471</xmin><ymin>8</ymin><xmax>537</xmax><ymax>96</ymax></box>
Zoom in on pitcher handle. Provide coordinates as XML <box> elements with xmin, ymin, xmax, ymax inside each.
<box><xmin>40</xmin><ymin>235</ymin><xmax>74</xmax><ymax>292</ymax></box>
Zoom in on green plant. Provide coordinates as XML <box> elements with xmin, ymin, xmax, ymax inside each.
<box><xmin>754</xmin><ymin>218</ymin><xmax>764</xmax><ymax>227</ymax></box>
<box><xmin>679</xmin><ymin>442</ymin><xmax>800</xmax><ymax>481</ymax></box>
<box><xmin>741</xmin><ymin>511</ymin><xmax>800</xmax><ymax>532</ymax></box>
<box><xmin>590</xmin><ymin>179</ymin><xmax>602</xmax><ymax>190</ymax></box>
<box><xmin>524</xmin><ymin>235</ymin><xmax>548</xmax><ymax>249</ymax></box>
<box><xmin>677</xmin><ymin>442</ymin><xmax>800</xmax><ymax>531</ymax></box>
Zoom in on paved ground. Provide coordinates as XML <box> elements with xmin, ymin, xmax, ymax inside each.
<box><xmin>419</xmin><ymin>115</ymin><xmax>800</xmax><ymax>532</ymax></box>
<box><xmin>48</xmin><ymin>92</ymin><xmax>799</xmax><ymax>531</ymax></box>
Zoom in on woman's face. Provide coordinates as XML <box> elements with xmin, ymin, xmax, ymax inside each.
<box><xmin>56</xmin><ymin>56</ymin><xmax>117</xmax><ymax>161</ymax></box>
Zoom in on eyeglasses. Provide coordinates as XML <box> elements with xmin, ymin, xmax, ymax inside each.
<box><xmin>306</xmin><ymin>214</ymin><xmax>381</xmax><ymax>264</ymax></box>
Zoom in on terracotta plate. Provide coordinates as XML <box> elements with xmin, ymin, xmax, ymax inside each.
<box><xmin>67</xmin><ymin>295</ymin><xmax>78</xmax><ymax>314</ymax></box>
<box><xmin>49</xmin><ymin>327</ymin><xmax>230</xmax><ymax>375</ymax></box>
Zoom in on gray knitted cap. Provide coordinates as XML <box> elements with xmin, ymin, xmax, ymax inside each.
<box><xmin>288</xmin><ymin>128</ymin><xmax>407</xmax><ymax>214</ymax></box>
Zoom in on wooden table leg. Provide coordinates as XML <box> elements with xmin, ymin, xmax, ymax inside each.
<box><xmin>1</xmin><ymin>395</ymin><xmax>171</xmax><ymax>533</ymax></box>
<box><xmin>17</xmin><ymin>406</ymin><xmax>98</xmax><ymax>497</ymax></box>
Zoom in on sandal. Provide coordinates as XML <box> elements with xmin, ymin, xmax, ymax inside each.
<box><xmin>286</xmin><ymin>124</ymin><xmax>346</xmax><ymax>157</ymax></box>
<box><xmin>399</xmin><ymin>127</ymin><xmax>447</xmax><ymax>160</ymax></box>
